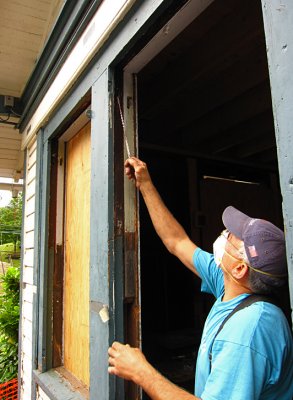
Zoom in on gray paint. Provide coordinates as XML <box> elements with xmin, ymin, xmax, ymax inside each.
<box><xmin>30</xmin><ymin>130</ymin><xmax>45</xmax><ymax>399</ymax></box>
<box><xmin>90</xmin><ymin>70</ymin><xmax>112</xmax><ymax>400</ymax></box>
<box><xmin>43</xmin><ymin>0</ymin><xmax>166</xmax><ymax>143</ymax></box>
<box><xmin>19</xmin><ymin>0</ymin><xmax>104</xmax><ymax>131</ymax></box>
<box><xmin>33</xmin><ymin>370</ymin><xmax>85</xmax><ymax>400</ymax></box>
<box><xmin>37</xmin><ymin>135</ymin><xmax>51</xmax><ymax>372</ymax></box>
<box><xmin>261</xmin><ymin>0</ymin><xmax>293</xmax><ymax>319</ymax></box>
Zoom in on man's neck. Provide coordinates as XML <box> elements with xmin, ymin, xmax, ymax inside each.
<box><xmin>222</xmin><ymin>276</ymin><xmax>252</xmax><ymax>301</ymax></box>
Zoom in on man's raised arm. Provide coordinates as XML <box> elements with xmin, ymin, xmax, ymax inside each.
<box><xmin>125</xmin><ymin>157</ymin><xmax>198</xmax><ymax>276</ymax></box>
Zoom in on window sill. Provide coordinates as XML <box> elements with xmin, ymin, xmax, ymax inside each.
<box><xmin>33</xmin><ymin>369</ymin><xmax>86</xmax><ymax>400</ymax></box>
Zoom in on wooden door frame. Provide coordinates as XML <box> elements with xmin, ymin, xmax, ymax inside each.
<box><xmin>261</xmin><ymin>0</ymin><xmax>293</xmax><ymax>320</ymax></box>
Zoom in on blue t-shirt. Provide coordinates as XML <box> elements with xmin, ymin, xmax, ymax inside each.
<box><xmin>193</xmin><ymin>247</ymin><xmax>293</xmax><ymax>400</ymax></box>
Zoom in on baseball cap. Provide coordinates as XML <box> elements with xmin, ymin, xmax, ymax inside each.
<box><xmin>222</xmin><ymin>206</ymin><xmax>287</xmax><ymax>278</ymax></box>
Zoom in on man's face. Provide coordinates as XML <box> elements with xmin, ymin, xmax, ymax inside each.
<box><xmin>223</xmin><ymin>232</ymin><xmax>244</xmax><ymax>266</ymax></box>
<box><xmin>214</xmin><ymin>230</ymin><xmax>244</xmax><ymax>271</ymax></box>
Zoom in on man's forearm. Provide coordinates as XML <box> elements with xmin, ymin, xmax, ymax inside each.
<box><xmin>124</xmin><ymin>157</ymin><xmax>197</xmax><ymax>273</ymax></box>
<box><xmin>135</xmin><ymin>361</ymin><xmax>200</xmax><ymax>400</ymax></box>
<box><xmin>140</xmin><ymin>181</ymin><xmax>187</xmax><ymax>252</ymax></box>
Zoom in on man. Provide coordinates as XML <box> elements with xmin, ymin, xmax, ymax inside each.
<box><xmin>108</xmin><ymin>156</ymin><xmax>293</xmax><ymax>399</ymax></box>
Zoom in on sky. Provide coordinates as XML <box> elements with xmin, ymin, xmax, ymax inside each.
<box><xmin>0</xmin><ymin>190</ymin><xmax>12</xmax><ymax>207</ymax></box>
<box><xmin>0</xmin><ymin>178</ymin><xmax>23</xmax><ymax>208</ymax></box>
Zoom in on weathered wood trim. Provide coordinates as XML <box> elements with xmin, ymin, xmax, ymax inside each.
<box><xmin>122</xmin><ymin>72</ymin><xmax>141</xmax><ymax>399</ymax></box>
<box><xmin>37</xmin><ymin>137</ymin><xmax>52</xmax><ymax>372</ymax></box>
<box><xmin>33</xmin><ymin>370</ymin><xmax>85</xmax><ymax>400</ymax></box>
<box><xmin>20</xmin><ymin>0</ymin><xmax>103</xmax><ymax>130</ymax></box>
<box><xmin>112</xmin><ymin>68</ymin><xmax>126</xmax><ymax>399</ymax></box>
<box><xmin>90</xmin><ymin>69</ymin><xmax>112</xmax><ymax>400</ymax></box>
<box><xmin>21</xmin><ymin>0</ymin><xmax>137</xmax><ymax>149</ymax></box>
<box><xmin>261</xmin><ymin>0</ymin><xmax>293</xmax><ymax>319</ymax></box>
<box><xmin>41</xmin><ymin>0</ymin><xmax>170</xmax><ymax>144</ymax></box>
<box><xmin>29</xmin><ymin>131</ymin><xmax>45</xmax><ymax>400</ymax></box>
<box><xmin>47</xmin><ymin>139</ymin><xmax>61</xmax><ymax>369</ymax></box>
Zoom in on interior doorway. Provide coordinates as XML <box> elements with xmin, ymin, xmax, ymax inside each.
<box><xmin>120</xmin><ymin>0</ymin><xmax>291</xmax><ymax>397</ymax></box>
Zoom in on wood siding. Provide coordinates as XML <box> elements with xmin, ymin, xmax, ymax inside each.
<box><xmin>19</xmin><ymin>139</ymin><xmax>37</xmax><ymax>399</ymax></box>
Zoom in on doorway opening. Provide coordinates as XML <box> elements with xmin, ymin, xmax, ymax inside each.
<box><xmin>120</xmin><ymin>0</ymin><xmax>291</xmax><ymax>396</ymax></box>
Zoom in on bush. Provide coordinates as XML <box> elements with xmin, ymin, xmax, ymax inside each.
<box><xmin>0</xmin><ymin>267</ymin><xmax>20</xmax><ymax>383</ymax></box>
<box><xmin>0</xmin><ymin>335</ymin><xmax>18</xmax><ymax>383</ymax></box>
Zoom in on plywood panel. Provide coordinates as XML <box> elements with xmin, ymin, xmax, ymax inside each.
<box><xmin>64</xmin><ymin>123</ymin><xmax>90</xmax><ymax>387</ymax></box>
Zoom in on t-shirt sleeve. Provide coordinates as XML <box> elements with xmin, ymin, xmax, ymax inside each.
<box><xmin>201</xmin><ymin>340</ymin><xmax>269</xmax><ymax>400</ymax></box>
<box><xmin>192</xmin><ymin>248</ymin><xmax>224</xmax><ymax>298</ymax></box>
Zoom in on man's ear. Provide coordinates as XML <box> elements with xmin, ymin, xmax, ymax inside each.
<box><xmin>231</xmin><ymin>263</ymin><xmax>249</xmax><ymax>280</ymax></box>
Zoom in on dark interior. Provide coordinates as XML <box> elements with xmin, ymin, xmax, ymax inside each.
<box><xmin>138</xmin><ymin>0</ymin><xmax>277</xmax><ymax>169</ymax></box>
<box><xmin>134</xmin><ymin>0</ymin><xmax>290</xmax><ymax>396</ymax></box>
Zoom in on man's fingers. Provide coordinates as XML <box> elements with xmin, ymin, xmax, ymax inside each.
<box><xmin>108</xmin><ymin>366</ymin><xmax>117</xmax><ymax>375</ymax></box>
<box><xmin>124</xmin><ymin>156</ymin><xmax>139</xmax><ymax>166</ymax></box>
<box><xmin>112</xmin><ymin>341</ymin><xmax>123</xmax><ymax>349</ymax></box>
<box><xmin>125</xmin><ymin>157</ymin><xmax>145</xmax><ymax>169</ymax></box>
<box><xmin>108</xmin><ymin>356</ymin><xmax>115</xmax><ymax>365</ymax></box>
<box><xmin>108</xmin><ymin>347</ymin><xmax>118</xmax><ymax>357</ymax></box>
<box><xmin>125</xmin><ymin>166</ymin><xmax>134</xmax><ymax>176</ymax></box>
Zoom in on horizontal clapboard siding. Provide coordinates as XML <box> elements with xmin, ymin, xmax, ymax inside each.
<box><xmin>20</xmin><ymin>139</ymin><xmax>37</xmax><ymax>400</ymax></box>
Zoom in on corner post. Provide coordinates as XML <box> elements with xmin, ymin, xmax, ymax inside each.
<box><xmin>261</xmin><ymin>0</ymin><xmax>293</xmax><ymax>321</ymax></box>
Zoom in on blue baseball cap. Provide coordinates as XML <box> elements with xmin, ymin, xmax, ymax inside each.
<box><xmin>222</xmin><ymin>206</ymin><xmax>287</xmax><ymax>278</ymax></box>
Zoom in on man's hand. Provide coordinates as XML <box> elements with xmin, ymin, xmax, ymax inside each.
<box><xmin>124</xmin><ymin>156</ymin><xmax>197</xmax><ymax>274</ymax></box>
<box><xmin>124</xmin><ymin>157</ymin><xmax>152</xmax><ymax>189</ymax></box>
<box><xmin>108</xmin><ymin>342</ymin><xmax>199</xmax><ymax>400</ymax></box>
<box><xmin>108</xmin><ymin>342</ymin><xmax>149</xmax><ymax>383</ymax></box>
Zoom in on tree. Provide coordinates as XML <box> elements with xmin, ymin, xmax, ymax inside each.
<box><xmin>0</xmin><ymin>194</ymin><xmax>22</xmax><ymax>252</ymax></box>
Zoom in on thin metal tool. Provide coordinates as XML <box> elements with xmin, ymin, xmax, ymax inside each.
<box><xmin>117</xmin><ymin>97</ymin><xmax>131</xmax><ymax>158</ymax></box>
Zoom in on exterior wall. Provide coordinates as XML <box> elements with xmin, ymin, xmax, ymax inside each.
<box><xmin>19</xmin><ymin>139</ymin><xmax>37</xmax><ymax>400</ymax></box>
<box><xmin>17</xmin><ymin>1</ymin><xmax>293</xmax><ymax>399</ymax></box>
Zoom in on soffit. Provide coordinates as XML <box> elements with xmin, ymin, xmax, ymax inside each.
<box><xmin>0</xmin><ymin>0</ymin><xmax>64</xmax><ymax>181</ymax></box>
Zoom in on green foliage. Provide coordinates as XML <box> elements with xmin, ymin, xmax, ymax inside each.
<box><xmin>0</xmin><ymin>194</ymin><xmax>22</xmax><ymax>247</ymax></box>
<box><xmin>0</xmin><ymin>243</ymin><xmax>21</xmax><ymax>262</ymax></box>
<box><xmin>0</xmin><ymin>334</ymin><xmax>18</xmax><ymax>383</ymax></box>
<box><xmin>0</xmin><ymin>266</ymin><xmax>20</xmax><ymax>383</ymax></box>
